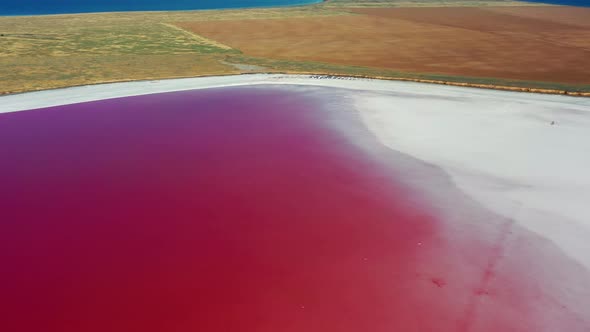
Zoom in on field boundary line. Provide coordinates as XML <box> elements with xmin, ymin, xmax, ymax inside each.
<box><xmin>160</xmin><ymin>23</ymin><xmax>233</xmax><ymax>50</ymax></box>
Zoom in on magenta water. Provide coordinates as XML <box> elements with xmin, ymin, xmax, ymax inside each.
<box><xmin>0</xmin><ymin>86</ymin><xmax>588</xmax><ymax>331</ymax></box>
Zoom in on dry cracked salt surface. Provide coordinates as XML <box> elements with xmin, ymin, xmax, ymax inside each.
<box><xmin>1</xmin><ymin>74</ymin><xmax>590</xmax><ymax>331</ymax></box>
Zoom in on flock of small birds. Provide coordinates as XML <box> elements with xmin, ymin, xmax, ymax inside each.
<box><xmin>308</xmin><ymin>75</ymin><xmax>360</xmax><ymax>80</ymax></box>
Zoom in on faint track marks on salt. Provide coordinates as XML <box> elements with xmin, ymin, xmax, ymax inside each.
<box><xmin>457</xmin><ymin>205</ymin><xmax>520</xmax><ymax>332</ymax></box>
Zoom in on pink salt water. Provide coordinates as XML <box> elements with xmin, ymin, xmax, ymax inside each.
<box><xmin>0</xmin><ymin>86</ymin><xmax>588</xmax><ymax>331</ymax></box>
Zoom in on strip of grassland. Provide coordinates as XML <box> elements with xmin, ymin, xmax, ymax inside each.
<box><xmin>224</xmin><ymin>55</ymin><xmax>590</xmax><ymax>96</ymax></box>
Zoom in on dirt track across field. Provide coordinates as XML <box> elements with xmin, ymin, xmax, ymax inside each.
<box><xmin>177</xmin><ymin>6</ymin><xmax>590</xmax><ymax>84</ymax></box>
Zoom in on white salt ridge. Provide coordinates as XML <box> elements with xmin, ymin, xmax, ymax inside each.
<box><xmin>354</xmin><ymin>89</ymin><xmax>590</xmax><ymax>271</ymax></box>
<box><xmin>3</xmin><ymin>73</ymin><xmax>586</xmax><ymax>113</ymax></box>
<box><xmin>2</xmin><ymin>74</ymin><xmax>590</xmax><ymax>270</ymax></box>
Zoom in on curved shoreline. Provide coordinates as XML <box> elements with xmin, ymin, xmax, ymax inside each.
<box><xmin>275</xmin><ymin>71</ymin><xmax>590</xmax><ymax>97</ymax></box>
<box><xmin>2</xmin><ymin>74</ymin><xmax>589</xmax><ymax>114</ymax></box>
<box><xmin>2</xmin><ymin>72</ymin><xmax>588</xmax><ymax>100</ymax></box>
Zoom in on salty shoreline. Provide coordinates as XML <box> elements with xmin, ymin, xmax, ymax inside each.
<box><xmin>2</xmin><ymin>73</ymin><xmax>589</xmax><ymax>114</ymax></box>
<box><xmin>2</xmin><ymin>73</ymin><xmax>589</xmax><ymax>99</ymax></box>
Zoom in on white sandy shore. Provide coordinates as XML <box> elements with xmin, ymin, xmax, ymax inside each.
<box><xmin>352</xmin><ymin>87</ymin><xmax>590</xmax><ymax>270</ymax></box>
<box><xmin>2</xmin><ymin>74</ymin><xmax>590</xmax><ymax>270</ymax></box>
<box><xmin>2</xmin><ymin>73</ymin><xmax>588</xmax><ymax>113</ymax></box>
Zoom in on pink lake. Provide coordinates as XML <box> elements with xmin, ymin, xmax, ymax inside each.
<box><xmin>0</xmin><ymin>85</ymin><xmax>588</xmax><ymax>331</ymax></box>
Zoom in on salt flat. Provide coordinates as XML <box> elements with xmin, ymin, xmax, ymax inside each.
<box><xmin>353</xmin><ymin>85</ymin><xmax>590</xmax><ymax>270</ymax></box>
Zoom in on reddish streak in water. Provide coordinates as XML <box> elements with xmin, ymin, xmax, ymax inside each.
<box><xmin>0</xmin><ymin>87</ymin><xmax>587</xmax><ymax>332</ymax></box>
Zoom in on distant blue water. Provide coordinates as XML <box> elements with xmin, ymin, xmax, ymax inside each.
<box><xmin>527</xmin><ymin>0</ymin><xmax>590</xmax><ymax>5</ymax></box>
<box><xmin>0</xmin><ymin>0</ymin><xmax>322</xmax><ymax>16</ymax></box>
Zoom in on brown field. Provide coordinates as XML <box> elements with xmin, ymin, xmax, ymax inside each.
<box><xmin>177</xmin><ymin>6</ymin><xmax>590</xmax><ymax>84</ymax></box>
